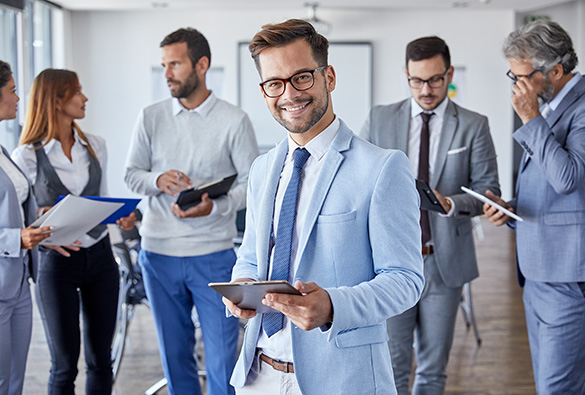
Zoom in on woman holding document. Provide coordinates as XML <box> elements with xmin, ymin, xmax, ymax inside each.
<box><xmin>0</xmin><ymin>61</ymin><xmax>77</xmax><ymax>395</ymax></box>
<box><xmin>11</xmin><ymin>68</ymin><xmax>133</xmax><ymax>395</ymax></box>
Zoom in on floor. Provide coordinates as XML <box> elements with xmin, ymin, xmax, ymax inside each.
<box><xmin>23</xmin><ymin>218</ymin><xmax>535</xmax><ymax>394</ymax></box>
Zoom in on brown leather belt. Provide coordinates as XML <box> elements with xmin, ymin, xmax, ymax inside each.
<box><xmin>422</xmin><ymin>245</ymin><xmax>434</xmax><ymax>255</ymax></box>
<box><xmin>260</xmin><ymin>354</ymin><xmax>294</xmax><ymax>373</ymax></box>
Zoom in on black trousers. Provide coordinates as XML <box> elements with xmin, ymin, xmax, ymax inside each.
<box><xmin>37</xmin><ymin>236</ymin><xmax>119</xmax><ymax>395</ymax></box>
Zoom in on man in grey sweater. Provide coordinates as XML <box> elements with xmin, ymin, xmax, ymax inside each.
<box><xmin>124</xmin><ymin>28</ymin><xmax>258</xmax><ymax>395</ymax></box>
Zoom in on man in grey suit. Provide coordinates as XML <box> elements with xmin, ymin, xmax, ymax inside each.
<box><xmin>361</xmin><ymin>36</ymin><xmax>500</xmax><ymax>394</ymax></box>
<box><xmin>485</xmin><ymin>20</ymin><xmax>585</xmax><ymax>393</ymax></box>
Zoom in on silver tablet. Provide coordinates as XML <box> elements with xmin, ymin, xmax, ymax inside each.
<box><xmin>209</xmin><ymin>280</ymin><xmax>301</xmax><ymax>313</ymax></box>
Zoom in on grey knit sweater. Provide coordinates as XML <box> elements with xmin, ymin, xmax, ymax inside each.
<box><xmin>124</xmin><ymin>94</ymin><xmax>258</xmax><ymax>256</ymax></box>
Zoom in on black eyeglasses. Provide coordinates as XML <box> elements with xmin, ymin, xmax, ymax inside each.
<box><xmin>506</xmin><ymin>68</ymin><xmax>543</xmax><ymax>83</ymax></box>
<box><xmin>260</xmin><ymin>66</ymin><xmax>327</xmax><ymax>98</ymax></box>
<box><xmin>408</xmin><ymin>69</ymin><xmax>449</xmax><ymax>89</ymax></box>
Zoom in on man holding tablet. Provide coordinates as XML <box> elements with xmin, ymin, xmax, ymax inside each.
<box><xmin>360</xmin><ymin>36</ymin><xmax>500</xmax><ymax>394</ymax></box>
<box><xmin>485</xmin><ymin>20</ymin><xmax>585</xmax><ymax>393</ymax></box>
<box><xmin>223</xmin><ymin>19</ymin><xmax>424</xmax><ymax>394</ymax></box>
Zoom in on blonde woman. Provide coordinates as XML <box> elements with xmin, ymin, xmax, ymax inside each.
<box><xmin>12</xmin><ymin>69</ymin><xmax>133</xmax><ymax>395</ymax></box>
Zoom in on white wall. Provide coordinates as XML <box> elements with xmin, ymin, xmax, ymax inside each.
<box><xmin>68</xmin><ymin>7</ymin><xmax>515</xmax><ymax>199</ymax></box>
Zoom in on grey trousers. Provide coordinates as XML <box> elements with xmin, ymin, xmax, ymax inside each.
<box><xmin>0</xmin><ymin>279</ymin><xmax>32</xmax><ymax>395</ymax></box>
<box><xmin>387</xmin><ymin>254</ymin><xmax>462</xmax><ymax>395</ymax></box>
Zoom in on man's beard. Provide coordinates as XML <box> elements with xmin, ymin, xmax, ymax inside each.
<box><xmin>271</xmin><ymin>80</ymin><xmax>329</xmax><ymax>135</ymax></box>
<box><xmin>168</xmin><ymin>70</ymin><xmax>199</xmax><ymax>98</ymax></box>
<box><xmin>538</xmin><ymin>75</ymin><xmax>555</xmax><ymax>103</ymax></box>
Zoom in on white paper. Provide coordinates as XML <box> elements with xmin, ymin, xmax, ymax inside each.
<box><xmin>31</xmin><ymin>195</ymin><xmax>124</xmax><ymax>245</ymax></box>
<box><xmin>460</xmin><ymin>186</ymin><xmax>523</xmax><ymax>222</ymax></box>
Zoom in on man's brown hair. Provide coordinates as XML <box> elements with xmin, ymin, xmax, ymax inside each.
<box><xmin>248</xmin><ymin>19</ymin><xmax>328</xmax><ymax>75</ymax></box>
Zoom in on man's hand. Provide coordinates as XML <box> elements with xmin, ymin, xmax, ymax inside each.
<box><xmin>222</xmin><ymin>278</ymin><xmax>257</xmax><ymax>319</ymax></box>
<box><xmin>36</xmin><ymin>206</ymin><xmax>52</xmax><ymax>218</ymax></box>
<box><xmin>20</xmin><ymin>226</ymin><xmax>52</xmax><ymax>249</ymax></box>
<box><xmin>171</xmin><ymin>193</ymin><xmax>213</xmax><ymax>218</ymax></box>
<box><xmin>483</xmin><ymin>190</ymin><xmax>514</xmax><ymax>226</ymax></box>
<box><xmin>45</xmin><ymin>242</ymin><xmax>81</xmax><ymax>257</ymax></box>
<box><xmin>156</xmin><ymin>169</ymin><xmax>192</xmax><ymax>197</ymax></box>
<box><xmin>433</xmin><ymin>189</ymin><xmax>452</xmax><ymax>214</ymax></box>
<box><xmin>511</xmin><ymin>77</ymin><xmax>541</xmax><ymax>124</ymax></box>
<box><xmin>262</xmin><ymin>280</ymin><xmax>333</xmax><ymax>331</ymax></box>
<box><xmin>116</xmin><ymin>211</ymin><xmax>136</xmax><ymax>231</ymax></box>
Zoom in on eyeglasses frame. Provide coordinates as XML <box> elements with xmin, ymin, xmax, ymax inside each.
<box><xmin>506</xmin><ymin>68</ymin><xmax>543</xmax><ymax>83</ymax></box>
<box><xmin>260</xmin><ymin>66</ymin><xmax>328</xmax><ymax>98</ymax></box>
<box><xmin>407</xmin><ymin>69</ymin><xmax>450</xmax><ymax>90</ymax></box>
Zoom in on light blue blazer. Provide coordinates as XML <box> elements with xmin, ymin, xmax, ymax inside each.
<box><xmin>231</xmin><ymin>122</ymin><xmax>424</xmax><ymax>394</ymax></box>
<box><xmin>512</xmin><ymin>76</ymin><xmax>585</xmax><ymax>282</ymax></box>
<box><xmin>0</xmin><ymin>146</ymin><xmax>38</xmax><ymax>300</ymax></box>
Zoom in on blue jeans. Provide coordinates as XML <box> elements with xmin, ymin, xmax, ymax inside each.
<box><xmin>139</xmin><ymin>248</ymin><xmax>239</xmax><ymax>395</ymax></box>
<box><xmin>37</xmin><ymin>236</ymin><xmax>119</xmax><ymax>395</ymax></box>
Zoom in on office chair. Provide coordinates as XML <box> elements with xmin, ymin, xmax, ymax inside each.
<box><xmin>111</xmin><ymin>241</ymin><xmax>148</xmax><ymax>382</ymax></box>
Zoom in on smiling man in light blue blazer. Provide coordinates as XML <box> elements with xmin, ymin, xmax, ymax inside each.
<box><xmin>485</xmin><ymin>20</ymin><xmax>585</xmax><ymax>394</ymax></box>
<box><xmin>223</xmin><ymin>19</ymin><xmax>424</xmax><ymax>395</ymax></box>
<box><xmin>361</xmin><ymin>37</ymin><xmax>500</xmax><ymax>394</ymax></box>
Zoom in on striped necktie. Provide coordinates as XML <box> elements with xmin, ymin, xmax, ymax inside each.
<box><xmin>263</xmin><ymin>147</ymin><xmax>310</xmax><ymax>338</ymax></box>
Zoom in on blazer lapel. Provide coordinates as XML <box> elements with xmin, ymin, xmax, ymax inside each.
<box><xmin>547</xmin><ymin>76</ymin><xmax>585</xmax><ymax>133</ymax></box>
<box><xmin>295</xmin><ymin>123</ymin><xmax>351</xmax><ymax>275</ymax></box>
<box><xmin>396</xmin><ymin>101</ymin><xmax>411</xmax><ymax>154</ymax></box>
<box><xmin>520</xmin><ymin>76</ymin><xmax>585</xmax><ymax>172</ymax></box>
<box><xmin>257</xmin><ymin>140</ymin><xmax>288</xmax><ymax>281</ymax></box>
<box><xmin>431</xmin><ymin>100</ymin><xmax>458</xmax><ymax>189</ymax></box>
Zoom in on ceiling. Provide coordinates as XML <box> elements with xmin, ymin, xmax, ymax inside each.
<box><xmin>50</xmin><ymin>0</ymin><xmax>572</xmax><ymax>13</ymax></box>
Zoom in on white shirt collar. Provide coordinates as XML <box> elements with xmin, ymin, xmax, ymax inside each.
<box><xmin>410</xmin><ymin>96</ymin><xmax>449</xmax><ymax>120</ymax></box>
<box><xmin>286</xmin><ymin>117</ymin><xmax>340</xmax><ymax>162</ymax></box>
<box><xmin>548</xmin><ymin>72</ymin><xmax>581</xmax><ymax>111</ymax></box>
<box><xmin>172</xmin><ymin>91</ymin><xmax>216</xmax><ymax>117</ymax></box>
<box><xmin>42</xmin><ymin>128</ymin><xmax>85</xmax><ymax>154</ymax></box>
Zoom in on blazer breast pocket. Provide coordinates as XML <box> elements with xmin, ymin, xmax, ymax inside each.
<box><xmin>317</xmin><ymin>210</ymin><xmax>357</xmax><ymax>224</ymax></box>
<box><xmin>447</xmin><ymin>146</ymin><xmax>468</xmax><ymax>155</ymax></box>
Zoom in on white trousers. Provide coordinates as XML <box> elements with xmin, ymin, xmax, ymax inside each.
<box><xmin>236</xmin><ymin>354</ymin><xmax>302</xmax><ymax>395</ymax></box>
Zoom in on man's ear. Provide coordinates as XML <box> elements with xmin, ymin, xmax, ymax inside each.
<box><xmin>549</xmin><ymin>63</ymin><xmax>564</xmax><ymax>82</ymax></box>
<box><xmin>196</xmin><ymin>56</ymin><xmax>210</xmax><ymax>76</ymax></box>
<box><xmin>325</xmin><ymin>65</ymin><xmax>336</xmax><ymax>92</ymax></box>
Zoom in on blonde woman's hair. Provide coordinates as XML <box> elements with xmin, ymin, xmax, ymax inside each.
<box><xmin>19</xmin><ymin>68</ymin><xmax>97</xmax><ymax>159</ymax></box>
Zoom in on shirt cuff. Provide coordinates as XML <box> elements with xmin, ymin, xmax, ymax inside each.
<box><xmin>438</xmin><ymin>197</ymin><xmax>455</xmax><ymax>217</ymax></box>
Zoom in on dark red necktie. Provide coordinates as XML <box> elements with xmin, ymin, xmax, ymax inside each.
<box><xmin>418</xmin><ymin>112</ymin><xmax>434</xmax><ymax>246</ymax></box>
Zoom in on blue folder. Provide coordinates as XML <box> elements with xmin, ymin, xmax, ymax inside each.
<box><xmin>57</xmin><ymin>195</ymin><xmax>141</xmax><ymax>224</ymax></box>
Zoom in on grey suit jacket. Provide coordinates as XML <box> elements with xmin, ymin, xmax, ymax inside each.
<box><xmin>512</xmin><ymin>76</ymin><xmax>585</xmax><ymax>282</ymax></box>
<box><xmin>0</xmin><ymin>146</ymin><xmax>38</xmax><ymax>300</ymax></box>
<box><xmin>361</xmin><ymin>99</ymin><xmax>500</xmax><ymax>287</ymax></box>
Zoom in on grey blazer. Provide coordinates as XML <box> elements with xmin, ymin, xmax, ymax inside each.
<box><xmin>361</xmin><ymin>99</ymin><xmax>500</xmax><ymax>287</ymax></box>
<box><xmin>512</xmin><ymin>76</ymin><xmax>585</xmax><ymax>283</ymax></box>
<box><xmin>0</xmin><ymin>146</ymin><xmax>38</xmax><ymax>300</ymax></box>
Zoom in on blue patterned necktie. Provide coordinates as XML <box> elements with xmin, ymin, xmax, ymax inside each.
<box><xmin>263</xmin><ymin>147</ymin><xmax>311</xmax><ymax>338</ymax></box>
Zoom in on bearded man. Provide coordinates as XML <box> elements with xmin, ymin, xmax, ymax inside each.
<box><xmin>124</xmin><ymin>27</ymin><xmax>258</xmax><ymax>395</ymax></box>
<box><xmin>484</xmin><ymin>20</ymin><xmax>585</xmax><ymax>394</ymax></box>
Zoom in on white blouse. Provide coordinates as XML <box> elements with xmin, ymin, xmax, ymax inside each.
<box><xmin>0</xmin><ymin>148</ymin><xmax>30</xmax><ymax>226</ymax></box>
<box><xmin>11</xmin><ymin>130</ymin><xmax>109</xmax><ymax>247</ymax></box>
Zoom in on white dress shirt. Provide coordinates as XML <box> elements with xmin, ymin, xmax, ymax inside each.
<box><xmin>408</xmin><ymin>97</ymin><xmax>455</xmax><ymax>222</ymax></box>
<box><xmin>11</xmin><ymin>130</ymin><xmax>109</xmax><ymax>247</ymax></box>
<box><xmin>408</xmin><ymin>97</ymin><xmax>448</xmax><ymax>180</ymax></box>
<box><xmin>256</xmin><ymin>117</ymin><xmax>341</xmax><ymax>362</ymax></box>
<box><xmin>0</xmin><ymin>149</ymin><xmax>29</xmax><ymax>226</ymax></box>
